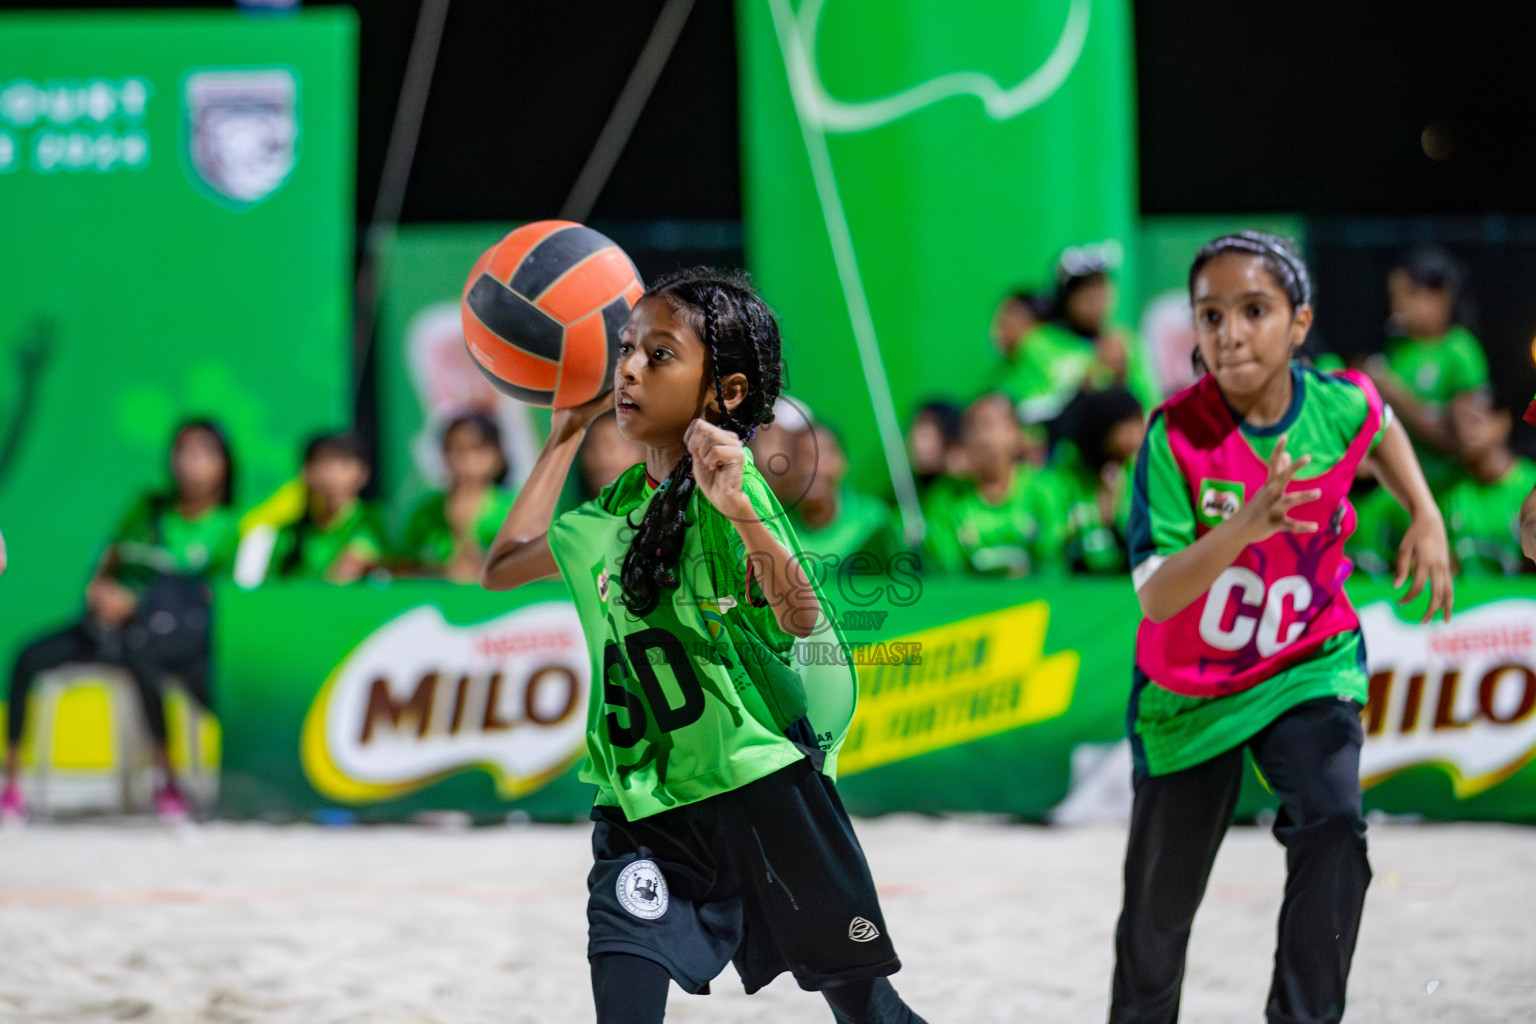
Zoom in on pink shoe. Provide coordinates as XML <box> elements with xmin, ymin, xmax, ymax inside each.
<box><xmin>154</xmin><ymin>784</ymin><xmax>189</xmax><ymax>823</ymax></box>
<box><xmin>0</xmin><ymin>783</ymin><xmax>28</xmax><ymax>824</ymax></box>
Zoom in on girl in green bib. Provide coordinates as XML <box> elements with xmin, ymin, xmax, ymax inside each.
<box><xmin>481</xmin><ymin>269</ymin><xmax>926</xmax><ymax>1024</ymax></box>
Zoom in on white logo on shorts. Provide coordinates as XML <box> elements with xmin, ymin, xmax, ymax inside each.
<box><xmin>848</xmin><ymin>916</ymin><xmax>880</xmax><ymax>942</ymax></box>
<box><xmin>617</xmin><ymin>859</ymin><xmax>669</xmax><ymax>920</ymax></box>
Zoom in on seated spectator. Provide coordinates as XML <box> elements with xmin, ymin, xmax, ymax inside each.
<box><xmin>1441</xmin><ymin>389</ymin><xmax>1536</xmax><ymax>576</ymax></box>
<box><xmin>395</xmin><ymin>413</ymin><xmax>514</xmax><ymax>583</ymax></box>
<box><xmin>906</xmin><ymin>399</ymin><xmax>965</xmax><ymax>494</ymax></box>
<box><xmin>1046</xmin><ymin>387</ymin><xmax>1145</xmax><ymax>574</ymax></box>
<box><xmin>998</xmin><ymin>244</ymin><xmax>1161</xmax><ymax>426</ymax></box>
<box><xmin>1364</xmin><ymin>246</ymin><xmax>1489</xmax><ymax>489</ymax></box>
<box><xmin>747</xmin><ymin>397</ymin><xmax>813</xmax><ymax>506</ymax></box>
<box><xmin>262</xmin><ymin>432</ymin><xmax>384</xmax><ymax>584</ymax></box>
<box><xmin>989</xmin><ymin>288</ymin><xmax>1048</xmax><ymax>364</ymax></box>
<box><xmin>787</xmin><ymin>422</ymin><xmax>902</xmax><ymax>568</ymax></box>
<box><xmin>578</xmin><ymin>410</ymin><xmax>649</xmax><ymax>501</ymax></box>
<box><xmin>921</xmin><ymin>393</ymin><xmax>1062</xmax><ymax>578</ymax></box>
<box><xmin>4</xmin><ymin>420</ymin><xmax>238</xmax><ymax>822</ymax></box>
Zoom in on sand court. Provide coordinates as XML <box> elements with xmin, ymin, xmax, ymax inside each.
<box><xmin>0</xmin><ymin>817</ymin><xmax>1531</xmax><ymax>1023</ymax></box>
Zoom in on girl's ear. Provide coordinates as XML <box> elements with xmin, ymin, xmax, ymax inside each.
<box><xmin>711</xmin><ymin>372</ymin><xmax>750</xmax><ymax>414</ymax></box>
<box><xmin>1290</xmin><ymin>303</ymin><xmax>1314</xmax><ymax>348</ymax></box>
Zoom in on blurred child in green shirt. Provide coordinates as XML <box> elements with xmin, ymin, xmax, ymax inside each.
<box><xmin>905</xmin><ymin>399</ymin><xmax>965</xmax><ymax>495</ymax></box>
<box><xmin>998</xmin><ymin>246</ymin><xmax>1162</xmax><ymax>426</ymax></box>
<box><xmin>1365</xmin><ymin>247</ymin><xmax>1489</xmax><ymax>488</ymax></box>
<box><xmin>1441</xmin><ymin>389</ymin><xmax>1536</xmax><ymax>576</ymax></box>
<box><xmin>922</xmin><ymin>393</ymin><xmax>1062</xmax><ymax>577</ymax></box>
<box><xmin>396</xmin><ymin>413</ymin><xmax>514</xmax><ymax>583</ymax></box>
<box><xmin>263</xmin><ymin>432</ymin><xmax>384</xmax><ymax>585</ymax></box>
<box><xmin>5</xmin><ymin>420</ymin><xmax>238</xmax><ymax>821</ymax></box>
<box><xmin>1045</xmin><ymin>387</ymin><xmax>1146</xmax><ymax>574</ymax></box>
<box><xmin>786</xmin><ymin>422</ymin><xmax>902</xmax><ymax>568</ymax></box>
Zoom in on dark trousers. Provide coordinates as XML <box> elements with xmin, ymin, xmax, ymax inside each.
<box><xmin>7</xmin><ymin>619</ymin><xmax>210</xmax><ymax>749</ymax></box>
<box><xmin>1111</xmin><ymin>697</ymin><xmax>1371</xmax><ymax>1024</ymax></box>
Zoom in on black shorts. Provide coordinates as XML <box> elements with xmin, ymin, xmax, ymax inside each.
<box><xmin>587</xmin><ymin>757</ymin><xmax>901</xmax><ymax>995</ymax></box>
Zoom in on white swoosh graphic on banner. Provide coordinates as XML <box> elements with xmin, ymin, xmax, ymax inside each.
<box><xmin>789</xmin><ymin>0</ymin><xmax>1092</xmax><ymax>133</ymax></box>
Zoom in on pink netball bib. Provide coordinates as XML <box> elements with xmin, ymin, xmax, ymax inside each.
<box><xmin>1136</xmin><ymin>369</ymin><xmax>1383</xmax><ymax>697</ymax></box>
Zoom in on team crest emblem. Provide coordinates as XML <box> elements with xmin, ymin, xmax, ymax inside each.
<box><xmin>617</xmin><ymin>859</ymin><xmax>669</xmax><ymax>920</ymax></box>
<box><xmin>184</xmin><ymin>69</ymin><xmax>297</xmax><ymax>205</ymax></box>
<box><xmin>595</xmin><ymin>564</ymin><xmax>610</xmax><ymax>604</ymax></box>
<box><xmin>848</xmin><ymin>916</ymin><xmax>880</xmax><ymax>942</ymax></box>
<box><xmin>1196</xmin><ymin>479</ymin><xmax>1245</xmax><ymax>528</ymax></box>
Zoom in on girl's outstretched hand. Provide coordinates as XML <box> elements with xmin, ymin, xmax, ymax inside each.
<box><xmin>1234</xmin><ymin>435</ymin><xmax>1322</xmax><ymax>543</ymax></box>
<box><xmin>1395</xmin><ymin>512</ymin><xmax>1454</xmax><ymax>624</ymax></box>
<box><xmin>685</xmin><ymin>419</ymin><xmax>747</xmax><ymax>514</ymax></box>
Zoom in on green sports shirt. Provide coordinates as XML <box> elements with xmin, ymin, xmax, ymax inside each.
<box><xmin>1127</xmin><ymin>365</ymin><xmax>1389</xmax><ymax>775</ymax></box>
<box><xmin>1346</xmin><ymin>483</ymin><xmax>1411</xmax><ymax>579</ymax></box>
<box><xmin>1384</xmin><ymin>325</ymin><xmax>1489</xmax><ymax>488</ymax></box>
<box><xmin>109</xmin><ymin>495</ymin><xmax>240</xmax><ymax>591</ymax></box>
<box><xmin>996</xmin><ymin>321</ymin><xmax>1162</xmax><ymax>424</ymax></box>
<box><xmin>397</xmin><ymin>488</ymin><xmax>515</xmax><ymax>570</ymax></box>
<box><xmin>920</xmin><ymin>465</ymin><xmax>1064</xmax><ymax>578</ymax></box>
<box><xmin>788</xmin><ymin>488</ymin><xmax>901</xmax><ymax>567</ymax></box>
<box><xmin>548</xmin><ymin>450</ymin><xmax>858</xmax><ymax>821</ymax></box>
<box><xmin>269</xmin><ymin>501</ymin><xmax>385</xmax><ymax>583</ymax></box>
<box><xmin>1040</xmin><ymin>444</ymin><xmax>1133</xmax><ymax>574</ymax></box>
<box><xmin>1443</xmin><ymin>458</ymin><xmax>1536</xmax><ymax>577</ymax></box>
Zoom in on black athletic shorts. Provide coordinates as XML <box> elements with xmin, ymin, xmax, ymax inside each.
<box><xmin>587</xmin><ymin>756</ymin><xmax>901</xmax><ymax>995</ymax></box>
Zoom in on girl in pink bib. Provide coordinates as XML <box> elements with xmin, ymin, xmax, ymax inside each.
<box><xmin>1110</xmin><ymin>233</ymin><xmax>1452</xmax><ymax>1024</ymax></box>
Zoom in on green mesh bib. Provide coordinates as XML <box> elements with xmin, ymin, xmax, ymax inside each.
<box><xmin>548</xmin><ymin>454</ymin><xmax>858</xmax><ymax>820</ymax></box>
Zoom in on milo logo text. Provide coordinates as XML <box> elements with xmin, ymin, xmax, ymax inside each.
<box><xmin>301</xmin><ymin>602</ymin><xmax>590</xmax><ymax>803</ymax></box>
<box><xmin>1197</xmin><ymin>479</ymin><xmax>1243</xmax><ymax>526</ymax></box>
<box><xmin>1359</xmin><ymin>600</ymin><xmax>1536</xmax><ymax>796</ymax></box>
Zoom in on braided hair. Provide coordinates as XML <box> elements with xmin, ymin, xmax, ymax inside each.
<box><xmin>1188</xmin><ymin>231</ymin><xmax>1312</xmax><ymax>311</ymax></box>
<box><xmin>619</xmin><ymin>268</ymin><xmax>785</xmax><ymax>618</ymax></box>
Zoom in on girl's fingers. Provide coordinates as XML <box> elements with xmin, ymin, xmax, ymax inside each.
<box><xmin>1279</xmin><ymin>516</ymin><xmax>1319</xmax><ymax>533</ymax></box>
<box><xmin>1267</xmin><ymin>434</ymin><xmax>1289</xmax><ymax>474</ymax></box>
<box><xmin>1400</xmin><ymin>560</ymin><xmax>1428</xmax><ymax>606</ymax></box>
<box><xmin>1393</xmin><ymin>541</ymin><xmax>1412</xmax><ymax>589</ymax></box>
<box><xmin>1423</xmin><ymin>571</ymin><xmax>1447</xmax><ymax>624</ymax></box>
<box><xmin>1275</xmin><ymin>488</ymin><xmax>1323</xmax><ymax>509</ymax></box>
<box><xmin>1275</xmin><ymin>452</ymin><xmax>1312</xmax><ymax>484</ymax></box>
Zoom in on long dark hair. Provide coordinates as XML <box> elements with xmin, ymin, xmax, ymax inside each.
<box><xmin>619</xmin><ymin>268</ymin><xmax>784</xmax><ymax>617</ymax></box>
<box><xmin>167</xmin><ymin>418</ymin><xmax>236</xmax><ymax>507</ymax></box>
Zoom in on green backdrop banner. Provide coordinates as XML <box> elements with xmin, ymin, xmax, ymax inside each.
<box><xmin>0</xmin><ymin>11</ymin><xmax>355</xmax><ymax>678</ymax></box>
<box><xmin>736</xmin><ymin>0</ymin><xmax>1138</xmax><ymax>501</ymax></box>
<box><xmin>215</xmin><ymin>577</ymin><xmax>1536</xmax><ymax>825</ymax></box>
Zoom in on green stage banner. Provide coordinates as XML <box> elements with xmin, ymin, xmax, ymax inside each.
<box><xmin>0</xmin><ymin>11</ymin><xmax>355</xmax><ymax>688</ymax></box>
<box><xmin>216</xmin><ymin>577</ymin><xmax>1536</xmax><ymax>824</ymax></box>
<box><xmin>736</xmin><ymin>0</ymin><xmax>1138</xmax><ymax>505</ymax></box>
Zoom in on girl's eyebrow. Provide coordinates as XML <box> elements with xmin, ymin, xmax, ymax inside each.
<box><xmin>1194</xmin><ymin>290</ymin><xmax>1277</xmax><ymax>303</ymax></box>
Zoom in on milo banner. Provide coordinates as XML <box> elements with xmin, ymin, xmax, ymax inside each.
<box><xmin>0</xmin><ymin>12</ymin><xmax>354</xmax><ymax>697</ymax></box>
<box><xmin>217</xmin><ymin>582</ymin><xmax>596</xmax><ymax>820</ymax></box>
<box><xmin>217</xmin><ymin>577</ymin><xmax>1536</xmax><ymax>824</ymax></box>
<box><xmin>735</xmin><ymin>0</ymin><xmax>1138</xmax><ymax>502</ymax></box>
